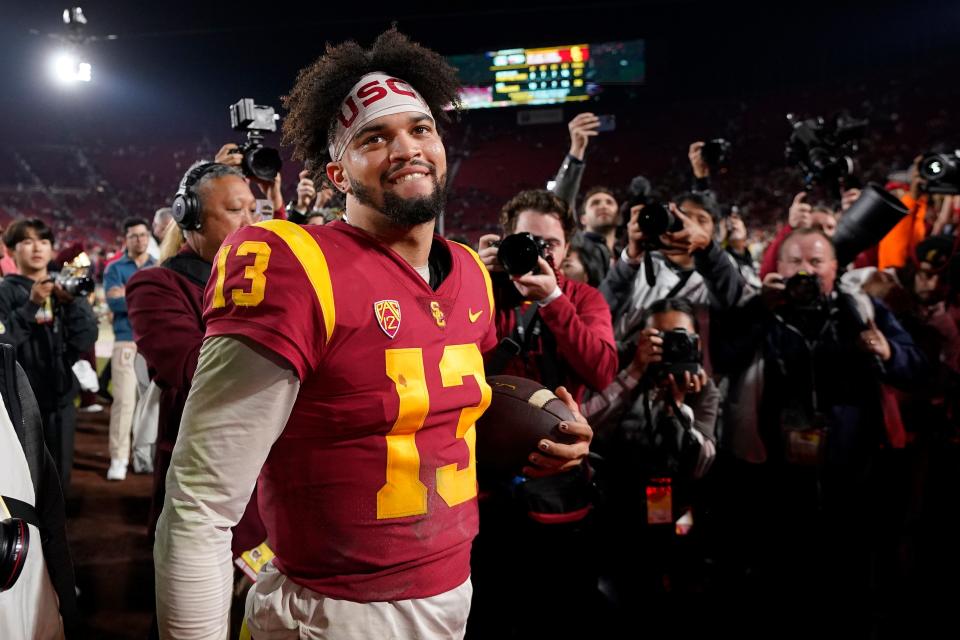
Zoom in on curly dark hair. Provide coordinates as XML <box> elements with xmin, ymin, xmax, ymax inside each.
<box><xmin>282</xmin><ymin>28</ymin><xmax>462</xmax><ymax>177</ymax></box>
<box><xmin>500</xmin><ymin>189</ymin><xmax>577</xmax><ymax>242</ymax></box>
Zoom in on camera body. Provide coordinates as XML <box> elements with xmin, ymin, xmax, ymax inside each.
<box><xmin>701</xmin><ymin>138</ymin><xmax>731</xmax><ymax>169</ymax></box>
<box><xmin>494</xmin><ymin>232</ymin><xmax>551</xmax><ymax>276</ymax></box>
<box><xmin>52</xmin><ymin>252</ymin><xmax>94</xmax><ymax>298</ymax></box>
<box><xmin>784</xmin><ymin>272</ymin><xmax>823</xmax><ymax>309</ymax></box>
<box><xmin>647</xmin><ymin>328</ymin><xmax>702</xmax><ymax>382</ymax></box>
<box><xmin>637</xmin><ymin>202</ymin><xmax>684</xmax><ymax>242</ymax></box>
<box><xmin>920</xmin><ymin>150</ymin><xmax>960</xmax><ymax>195</ymax></box>
<box><xmin>229</xmin><ymin>98</ymin><xmax>282</xmax><ymax>182</ymax></box>
<box><xmin>785</xmin><ymin>113</ymin><xmax>867</xmax><ymax>192</ymax></box>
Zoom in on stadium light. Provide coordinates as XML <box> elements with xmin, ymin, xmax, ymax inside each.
<box><xmin>50</xmin><ymin>50</ymin><xmax>92</xmax><ymax>85</ymax></box>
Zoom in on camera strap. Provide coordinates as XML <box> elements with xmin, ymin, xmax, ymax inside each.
<box><xmin>485</xmin><ymin>304</ymin><xmax>542</xmax><ymax>376</ymax></box>
<box><xmin>0</xmin><ymin>496</ymin><xmax>39</xmax><ymax>528</ymax></box>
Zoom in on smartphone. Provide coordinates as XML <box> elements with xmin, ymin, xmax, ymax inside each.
<box><xmin>596</xmin><ymin>114</ymin><xmax>616</xmax><ymax>132</ymax></box>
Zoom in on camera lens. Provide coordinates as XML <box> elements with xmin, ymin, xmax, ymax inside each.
<box><xmin>244</xmin><ymin>147</ymin><xmax>283</xmax><ymax>182</ymax></box>
<box><xmin>0</xmin><ymin>518</ymin><xmax>29</xmax><ymax>592</ymax></box>
<box><xmin>637</xmin><ymin>202</ymin><xmax>682</xmax><ymax>238</ymax></box>
<box><xmin>497</xmin><ymin>233</ymin><xmax>541</xmax><ymax>276</ymax></box>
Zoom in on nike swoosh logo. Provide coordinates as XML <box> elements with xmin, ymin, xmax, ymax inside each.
<box><xmin>468</xmin><ymin>308</ymin><xmax>483</xmax><ymax>323</ymax></box>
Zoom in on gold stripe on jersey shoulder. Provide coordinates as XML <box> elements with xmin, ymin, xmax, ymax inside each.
<box><xmin>453</xmin><ymin>242</ymin><xmax>495</xmax><ymax>324</ymax></box>
<box><xmin>255</xmin><ymin>219</ymin><xmax>336</xmax><ymax>345</ymax></box>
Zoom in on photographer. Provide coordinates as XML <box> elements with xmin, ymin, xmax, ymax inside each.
<box><xmin>759</xmin><ymin>192</ymin><xmax>839</xmax><ymax>279</ymax></box>
<box><xmin>583</xmin><ymin>298</ymin><xmax>718</xmax><ymax>606</ymax></box>
<box><xmin>213</xmin><ymin>142</ymin><xmax>286</xmax><ymax>220</ymax></box>
<box><xmin>711</xmin><ymin>227</ymin><xmax>925</xmax><ymax>595</ymax></box>
<box><xmin>478</xmin><ymin>189</ymin><xmax>618</xmax><ymax>401</ymax></box>
<box><xmin>285</xmin><ymin>169</ymin><xmax>342</xmax><ymax>224</ymax></box>
<box><xmin>600</xmin><ymin>192</ymin><xmax>746</xmax><ymax>367</ymax></box>
<box><xmin>0</xmin><ymin>218</ymin><xmax>98</xmax><ymax>492</ymax></box>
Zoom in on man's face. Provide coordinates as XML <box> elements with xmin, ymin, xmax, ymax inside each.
<box><xmin>513</xmin><ymin>209</ymin><xmax>568</xmax><ymax>270</ymax></box>
<box><xmin>125</xmin><ymin>224</ymin><xmax>151</xmax><ymax>257</ymax></box>
<box><xmin>678</xmin><ymin>200</ymin><xmax>715</xmax><ymax>239</ymax></box>
<box><xmin>778</xmin><ymin>233</ymin><xmax>838</xmax><ymax>295</ymax></box>
<box><xmin>197</xmin><ymin>175</ymin><xmax>257</xmax><ymax>248</ymax></box>
<box><xmin>13</xmin><ymin>229</ymin><xmax>52</xmax><ymax>273</ymax></box>
<box><xmin>811</xmin><ymin>210</ymin><xmax>837</xmax><ymax>237</ymax></box>
<box><xmin>914</xmin><ymin>262</ymin><xmax>941</xmax><ymax>303</ymax></box>
<box><xmin>329</xmin><ymin>112</ymin><xmax>447</xmax><ymax>227</ymax></box>
<box><xmin>153</xmin><ymin>215</ymin><xmax>172</xmax><ymax>241</ymax></box>
<box><xmin>581</xmin><ymin>191</ymin><xmax>618</xmax><ymax>232</ymax></box>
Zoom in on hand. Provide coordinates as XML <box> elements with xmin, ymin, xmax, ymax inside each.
<box><xmin>661</xmin><ymin>203</ymin><xmax>711</xmax><ymax>255</ymax></box>
<box><xmin>568</xmin><ymin>113</ymin><xmax>600</xmax><ymax>160</ymax></box>
<box><xmin>688</xmin><ymin>141</ymin><xmax>710</xmax><ymax>179</ymax></box>
<box><xmin>625</xmin><ymin>205</ymin><xmax>646</xmax><ymax>260</ymax></box>
<box><xmin>30</xmin><ymin>278</ymin><xmax>55</xmax><ymax>305</ymax></box>
<box><xmin>626</xmin><ymin>327</ymin><xmax>662</xmax><ymax>380</ymax></box>
<box><xmin>511</xmin><ymin>257</ymin><xmax>559</xmax><ymax>302</ymax></box>
<box><xmin>296</xmin><ymin>170</ymin><xmax>316</xmax><ymax>212</ymax></box>
<box><xmin>859</xmin><ymin>318</ymin><xmax>892</xmax><ymax>362</ymax></box>
<box><xmin>840</xmin><ymin>188</ymin><xmax>861</xmax><ymax>212</ymax></box>
<box><xmin>214</xmin><ymin>143</ymin><xmax>242</xmax><ymax>167</ymax></box>
<box><xmin>478</xmin><ymin>234</ymin><xmax>502</xmax><ymax>273</ymax></box>
<box><xmin>253</xmin><ymin>171</ymin><xmax>284</xmax><ymax>214</ymax></box>
<box><xmin>727</xmin><ymin>213</ymin><xmax>747</xmax><ymax>243</ymax></box>
<box><xmin>761</xmin><ymin>272</ymin><xmax>786</xmax><ymax>310</ymax></box>
<box><xmin>909</xmin><ymin>154</ymin><xmax>925</xmax><ymax>199</ymax></box>
<box><xmin>662</xmin><ymin>369</ymin><xmax>709</xmax><ymax>406</ymax></box>
<box><xmin>52</xmin><ymin>283</ymin><xmax>75</xmax><ymax>304</ymax></box>
<box><xmin>106</xmin><ymin>285</ymin><xmax>125</xmax><ymax>299</ymax></box>
<box><xmin>788</xmin><ymin>191</ymin><xmax>812</xmax><ymax>228</ymax></box>
<box><xmin>524</xmin><ymin>386</ymin><xmax>592</xmax><ymax>478</ymax></box>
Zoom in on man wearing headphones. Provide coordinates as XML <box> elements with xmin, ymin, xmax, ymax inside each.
<box><xmin>126</xmin><ymin>162</ymin><xmax>266</xmax><ymax>561</ymax></box>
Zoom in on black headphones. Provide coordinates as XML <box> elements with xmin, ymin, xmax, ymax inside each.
<box><xmin>171</xmin><ymin>161</ymin><xmax>217</xmax><ymax>231</ymax></box>
<box><xmin>1</xmin><ymin>495</ymin><xmax>36</xmax><ymax>593</ymax></box>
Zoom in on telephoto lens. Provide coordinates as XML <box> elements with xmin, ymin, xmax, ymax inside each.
<box><xmin>0</xmin><ymin>516</ymin><xmax>29</xmax><ymax>592</ymax></box>
<box><xmin>637</xmin><ymin>202</ymin><xmax>684</xmax><ymax>239</ymax></box>
<box><xmin>496</xmin><ymin>233</ymin><xmax>549</xmax><ymax>276</ymax></box>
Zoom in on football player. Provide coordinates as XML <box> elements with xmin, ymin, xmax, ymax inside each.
<box><xmin>154</xmin><ymin>29</ymin><xmax>594</xmax><ymax>639</ymax></box>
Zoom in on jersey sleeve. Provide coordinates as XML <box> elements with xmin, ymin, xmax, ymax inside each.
<box><xmin>203</xmin><ymin>220</ymin><xmax>336</xmax><ymax>380</ymax></box>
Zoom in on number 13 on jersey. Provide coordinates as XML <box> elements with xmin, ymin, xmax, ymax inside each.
<box><xmin>212</xmin><ymin>241</ymin><xmax>272</xmax><ymax>308</ymax></box>
<box><xmin>377</xmin><ymin>343</ymin><xmax>491</xmax><ymax>520</ymax></box>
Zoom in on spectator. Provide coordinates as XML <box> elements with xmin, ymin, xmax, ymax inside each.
<box><xmin>147</xmin><ymin>207</ymin><xmax>174</xmax><ymax>261</ymax></box>
<box><xmin>286</xmin><ymin>169</ymin><xmax>340</xmax><ymax>224</ymax></box>
<box><xmin>0</xmin><ymin>218</ymin><xmax>98</xmax><ymax>491</ymax></box>
<box><xmin>103</xmin><ymin>217</ymin><xmax>156</xmax><ymax>481</ymax></box>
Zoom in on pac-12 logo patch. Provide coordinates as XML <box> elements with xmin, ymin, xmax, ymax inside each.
<box><xmin>374</xmin><ymin>300</ymin><xmax>401</xmax><ymax>339</ymax></box>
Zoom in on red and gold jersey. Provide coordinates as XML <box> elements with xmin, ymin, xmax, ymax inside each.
<box><xmin>204</xmin><ymin>219</ymin><xmax>497</xmax><ymax>602</ymax></box>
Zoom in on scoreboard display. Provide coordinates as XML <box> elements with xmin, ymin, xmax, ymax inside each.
<box><xmin>449</xmin><ymin>39</ymin><xmax>644</xmax><ymax>110</ymax></box>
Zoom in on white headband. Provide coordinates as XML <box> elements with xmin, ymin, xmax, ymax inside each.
<box><xmin>328</xmin><ymin>72</ymin><xmax>433</xmax><ymax>162</ymax></box>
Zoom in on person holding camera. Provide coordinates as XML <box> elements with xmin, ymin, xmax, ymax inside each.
<box><xmin>478</xmin><ymin>189</ymin><xmax>618</xmax><ymax>401</ymax></box>
<box><xmin>103</xmin><ymin>217</ymin><xmax>156</xmax><ymax>482</ymax></box>
<box><xmin>213</xmin><ymin>142</ymin><xmax>286</xmax><ymax>220</ymax></box>
<box><xmin>759</xmin><ymin>192</ymin><xmax>840</xmax><ymax>279</ymax></box>
<box><xmin>600</xmin><ymin>192</ymin><xmax>746</xmax><ymax>368</ymax></box>
<box><xmin>285</xmin><ymin>169</ymin><xmax>342</xmax><ymax>224</ymax></box>
<box><xmin>711</xmin><ymin>226</ymin><xmax>925</xmax><ymax>596</ymax></box>
<box><xmin>0</xmin><ymin>218</ymin><xmax>98</xmax><ymax>493</ymax></box>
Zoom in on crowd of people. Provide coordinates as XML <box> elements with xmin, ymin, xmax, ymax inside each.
<box><xmin>1</xmin><ymin>25</ymin><xmax>958</xmax><ymax>640</ymax></box>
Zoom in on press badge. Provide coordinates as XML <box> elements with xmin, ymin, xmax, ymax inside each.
<box><xmin>234</xmin><ymin>540</ymin><xmax>275</xmax><ymax>582</ymax></box>
<box><xmin>780</xmin><ymin>408</ymin><xmax>827</xmax><ymax>466</ymax></box>
<box><xmin>645</xmin><ymin>478</ymin><xmax>673</xmax><ymax>525</ymax></box>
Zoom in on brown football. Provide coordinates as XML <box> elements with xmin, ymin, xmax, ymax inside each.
<box><xmin>476</xmin><ymin>375</ymin><xmax>578</xmax><ymax>478</ymax></box>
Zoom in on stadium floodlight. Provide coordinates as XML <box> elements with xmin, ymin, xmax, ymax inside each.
<box><xmin>50</xmin><ymin>50</ymin><xmax>92</xmax><ymax>84</ymax></box>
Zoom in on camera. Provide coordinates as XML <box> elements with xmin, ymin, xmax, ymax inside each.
<box><xmin>229</xmin><ymin>98</ymin><xmax>283</xmax><ymax>182</ymax></box>
<box><xmin>919</xmin><ymin>150</ymin><xmax>960</xmax><ymax>195</ymax></box>
<box><xmin>1</xmin><ymin>513</ymin><xmax>30</xmax><ymax>593</ymax></box>
<box><xmin>494</xmin><ymin>232</ymin><xmax>551</xmax><ymax>276</ymax></box>
<box><xmin>647</xmin><ymin>328</ymin><xmax>702</xmax><ymax>382</ymax></box>
<box><xmin>784</xmin><ymin>272</ymin><xmax>823</xmax><ymax>309</ymax></box>
<box><xmin>637</xmin><ymin>202</ymin><xmax>684</xmax><ymax>241</ymax></box>
<box><xmin>53</xmin><ymin>252</ymin><xmax>94</xmax><ymax>298</ymax></box>
<box><xmin>701</xmin><ymin>138</ymin><xmax>731</xmax><ymax>169</ymax></box>
<box><xmin>785</xmin><ymin>112</ymin><xmax>867</xmax><ymax>193</ymax></box>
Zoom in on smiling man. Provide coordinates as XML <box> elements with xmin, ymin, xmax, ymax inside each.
<box><xmin>154</xmin><ymin>29</ymin><xmax>594</xmax><ymax>640</ymax></box>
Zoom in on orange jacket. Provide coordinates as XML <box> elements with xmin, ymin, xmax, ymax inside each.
<box><xmin>877</xmin><ymin>194</ymin><xmax>926</xmax><ymax>270</ymax></box>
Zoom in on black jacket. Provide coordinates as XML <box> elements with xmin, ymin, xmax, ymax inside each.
<box><xmin>0</xmin><ymin>275</ymin><xmax>98</xmax><ymax>412</ymax></box>
<box><xmin>0</xmin><ymin>343</ymin><xmax>78</xmax><ymax>632</ymax></box>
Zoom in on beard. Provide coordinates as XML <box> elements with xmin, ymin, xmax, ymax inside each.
<box><xmin>350</xmin><ymin>169</ymin><xmax>447</xmax><ymax>227</ymax></box>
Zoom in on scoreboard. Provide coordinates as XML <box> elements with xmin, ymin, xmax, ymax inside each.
<box><xmin>449</xmin><ymin>39</ymin><xmax>644</xmax><ymax>110</ymax></box>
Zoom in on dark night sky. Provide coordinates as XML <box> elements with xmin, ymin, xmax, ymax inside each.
<box><xmin>2</xmin><ymin>0</ymin><xmax>958</xmax><ymax>144</ymax></box>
